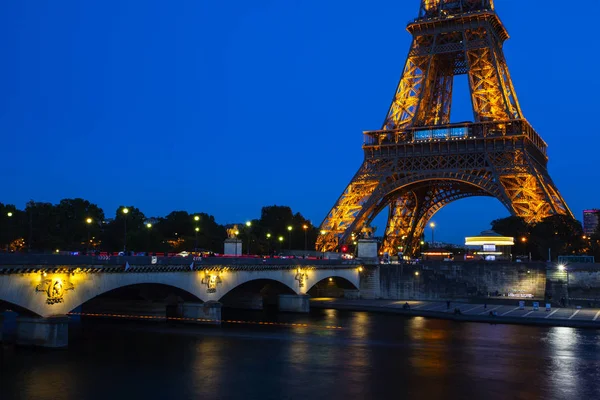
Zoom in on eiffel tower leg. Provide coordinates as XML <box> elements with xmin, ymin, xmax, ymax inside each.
<box><xmin>489</xmin><ymin>149</ymin><xmax>572</xmax><ymax>223</ymax></box>
<box><xmin>382</xmin><ymin>192</ymin><xmax>418</xmax><ymax>256</ymax></box>
<box><xmin>317</xmin><ymin>160</ymin><xmax>385</xmax><ymax>252</ymax></box>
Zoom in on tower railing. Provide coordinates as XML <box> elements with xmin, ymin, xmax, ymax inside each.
<box><xmin>363</xmin><ymin>119</ymin><xmax>547</xmax><ymax>156</ymax></box>
<box><xmin>417</xmin><ymin>0</ymin><xmax>494</xmax><ymax>21</ymax></box>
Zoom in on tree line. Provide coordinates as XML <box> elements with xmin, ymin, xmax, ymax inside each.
<box><xmin>0</xmin><ymin>198</ymin><xmax>595</xmax><ymax>261</ymax></box>
<box><xmin>490</xmin><ymin>214</ymin><xmax>596</xmax><ymax>261</ymax></box>
<box><xmin>0</xmin><ymin>199</ymin><xmax>317</xmax><ymax>255</ymax></box>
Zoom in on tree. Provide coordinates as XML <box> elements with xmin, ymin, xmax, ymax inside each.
<box><xmin>100</xmin><ymin>206</ymin><xmax>146</xmax><ymax>253</ymax></box>
<box><xmin>530</xmin><ymin>215</ymin><xmax>585</xmax><ymax>261</ymax></box>
<box><xmin>250</xmin><ymin>205</ymin><xmax>317</xmax><ymax>254</ymax></box>
<box><xmin>26</xmin><ymin>200</ymin><xmax>60</xmax><ymax>252</ymax></box>
<box><xmin>491</xmin><ymin>216</ymin><xmax>529</xmax><ymax>239</ymax></box>
<box><xmin>192</xmin><ymin>213</ymin><xmax>227</xmax><ymax>253</ymax></box>
<box><xmin>54</xmin><ymin>198</ymin><xmax>104</xmax><ymax>251</ymax></box>
<box><xmin>491</xmin><ymin>216</ymin><xmax>531</xmax><ymax>259</ymax></box>
<box><xmin>0</xmin><ymin>203</ymin><xmax>22</xmax><ymax>251</ymax></box>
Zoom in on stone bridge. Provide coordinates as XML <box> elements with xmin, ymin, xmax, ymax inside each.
<box><xmin>0</xmin><ymin>254</ymin><xmax>364</xmax><ymax>348</ymax></box>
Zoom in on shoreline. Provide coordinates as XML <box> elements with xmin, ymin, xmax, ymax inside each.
<box><xmin>310</xmin><ymin>299</ymin><xmax>600</xmax><ymax>329</ymax></box>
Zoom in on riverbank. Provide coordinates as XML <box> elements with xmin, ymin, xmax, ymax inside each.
<box><xmin>311</xmin><ymin>298</ymin><xmax>600</xmax><ymax>329</ymax></box>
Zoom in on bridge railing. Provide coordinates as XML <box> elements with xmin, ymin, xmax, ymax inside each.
<box><xmin>0</xmin><ymin>254</ymin><xmax>360</xmax><ymax>268</ymax></box>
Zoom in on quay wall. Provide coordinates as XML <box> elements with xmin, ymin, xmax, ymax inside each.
<box><xmin>363</xmin><ymin>262</ymin><xmax>600</xmax><ymax>305</ymax></box>
<box><xmin>374</xmin><ymin>262</ymin><xmax>548</xmax><ymax>301</ymax></box>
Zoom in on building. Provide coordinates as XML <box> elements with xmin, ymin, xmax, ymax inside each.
<box><xmin>583</xmin><ymin>209</ymin><xmax>600</xmax><ymax>236</ymax></box>
<box><xmin>465</xmin><ymin>230</ymin><xmax>514</xmax><ymax>261</ymax></box>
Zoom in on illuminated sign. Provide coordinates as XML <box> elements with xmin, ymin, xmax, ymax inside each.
<box><xmin>465</xmin><ymin>236</ymin><xmax>514</xmax><ymax>246</ymax></box>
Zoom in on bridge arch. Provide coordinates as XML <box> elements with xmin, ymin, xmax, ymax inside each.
<box><xmin>303</xmin><ymin>269</ymin><xmax>360</xmax><ymax>296</ymax></box>
<box><xmin>219</xmin><ymin>278</ymin><xmax>297</xmax><ymax>310</ymax></box>
<box><xmin>349</xmin><ymin>175</ymin><xmax>512</xmax><ymax>256</ymax></box>
<box><xmin>0</xmin><ymin>298</ymin><xmax>42</xmax><ymax>317</ymax></box>
<box><xmin>306</xmin><ymin>276</ymin><xmax>359</xmax><ymax>298</ymax></box>
<box><xmin>0</xmin><ymin>271</ymin><xmax>209</xmax><ymax>318</ymax></box>
<box><xmin>76</xmin><ymin>282</ymin><xmax>205</xmax><ymax>316</ymax></box>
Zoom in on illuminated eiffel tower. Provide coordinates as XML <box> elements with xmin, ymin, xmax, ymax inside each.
<box><xmin>317</xmin><ymin>0</ymin><xmax>571</xmax><ymax>256</ymax></box>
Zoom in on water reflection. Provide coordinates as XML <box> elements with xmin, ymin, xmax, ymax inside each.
<box><xmin>2</xmin><ymin>312</ymin><xmax>600</xmax><ymax>400</ymax></box>
<box><xmin>190</xmin><ymin>338</ymin><xmax>226</xmax><ymax>396</ymax></box>
<box><xmin>545</xmin><ymin>327</ymin><xmax>582</xmax><ymax>399</ymax></box>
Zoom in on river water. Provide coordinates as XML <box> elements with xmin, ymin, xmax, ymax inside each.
<box><xmin>1</xmin><ymin>309</ymin><xmax>600</xmax><ymax>400</ymax></box>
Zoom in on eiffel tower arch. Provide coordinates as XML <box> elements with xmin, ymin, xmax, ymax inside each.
<box><xmin>317</xmin><ymin>0</ymin><xmax>572</xmax><ymax>257</ymax></box>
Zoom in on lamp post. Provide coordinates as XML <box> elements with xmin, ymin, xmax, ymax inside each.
<box><xmin>266</xmin><ymin>233</ymin><xmax>271</xmax><ymax>256</ymax></box>
<box><xmin>86</xmin><ymin>218</ymin><xmax>93</xmax><ymax>254</ymax></box>
<box><xmin>245</xmin><ymin>221</ymin><xmax>252</xmax><ymax>255</ymax></box>
<box><xmin>193</xmin><ymin>216</ymin><xmax>200</xmax><ymax>253</ymax></box>
<box><xmin>287</xmin><ymin>225</ymin><xmax>293</xmax><ymax>251</ymax></box>
<box><xmin>429</xmin><ymin>222</ymin><xmax>436</xmax><ymax>246</ymax></box>
<box><xmin>558</xmin><ymin>264</ymin><xmax>569</xmax><ymax>306</ymax></box>
<box><xmin>6</xmin><ymin>212</ymin><xmax>13</xmax><ymax>252</ymax></box>
<box><xmin>278</xmin><ymin>236</ymin><xmax>284</xmax><ymax>253</ymax></box>
<box><xmin>234</xmin><ymin>229</ymin><xmax>239</xmax><ymax>257</ymax></box>
<box><xmin>146</xmin><ymin>223</ymin><xmax>152</xmax><ymax>253</ymax></box>
<box><xmin>122</xmin><ymin>207</ymin><xmax>129</xmax><ymax>254</ymax></box>
<box><xmin>302</xmin><ymin>224</ymin><xmax>308</xmax><ymax>256</ymax></box>
<box><xmin>520</xmin><ymin>236</ymin><xmax>528</xmax><ymax>261</ymax></box>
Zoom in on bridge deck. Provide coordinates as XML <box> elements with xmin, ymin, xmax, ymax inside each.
<box><xmin>0</xmin><ymin>254</ymin><xmax>361</xmax><ymax>273</ymax></box>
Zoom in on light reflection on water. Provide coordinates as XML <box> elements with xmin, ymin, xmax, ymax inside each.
<box><xmin>2</xmin><ymin>310</ymin><xmax>600</xmax><ymax>400</ymax></box>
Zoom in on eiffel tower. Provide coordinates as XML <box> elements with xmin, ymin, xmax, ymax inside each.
<box><xmin>317</xmin><ymin>0</ymin><xmax>571</xmax><ymax>257</ymax></box>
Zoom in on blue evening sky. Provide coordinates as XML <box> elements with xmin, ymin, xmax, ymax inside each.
<box><xmin>1</xmin><ymin>0</ymin><xmax>597</xmax><ymax>244</ymax></box>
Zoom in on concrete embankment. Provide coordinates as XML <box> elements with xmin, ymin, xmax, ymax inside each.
<box><xmin>311</xmin><ymin>299</ymin><xmax>600</xmax><ymax>329</ymax></box>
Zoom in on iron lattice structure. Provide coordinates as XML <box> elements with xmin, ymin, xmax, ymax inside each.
<box><xmin>317</xmin><ymin>0</ymin><xmax>571</xmax><ymax>256</ymax></box>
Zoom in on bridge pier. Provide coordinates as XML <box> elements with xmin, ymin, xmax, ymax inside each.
<box><xmin>177</xmin><ymin>301</ymin><xmax>222</xmax><ymax>325</ymax></box>
<box><xmin>16</xmin><ymin>315</ymin><xmax>69</xmax><ymax>348</ymax></box>
<box><xmin>278</xmin><ymin>294</ymin><xmax>309</xmax><ymax>313</ymax></box>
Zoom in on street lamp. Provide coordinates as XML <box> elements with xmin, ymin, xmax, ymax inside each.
<box><xmin>122</xmin><ymin>207</ymin><xmax>129</xmax><ymax>254</ymax></box>
<box><xmin>6</xmin><ymin>212</ymin><xmax>13</xmax><ymax>252</ymax></box>
<box><xmin>429</xmin><ymin>222</ymin><xmax>436</xmax><ymax>246</ymax></box>
<box><xmin>558</xmin><ymin>264</ymin><xmax>569</xmax><ymax>306</ymax></box>
<box><xmin>287</xmin><ymin>225</ymin><xmax>293</xmax><ymax>251</ymax></box>
<box><xmin>278</xmin><ymin>236</ymin><xmax>284</xmax><ymax>253</ymax></box>
<box><xmin>302</xmin><ymin>224</ymin><xmax>309</xmax><ymax>255</ymax></box>
<box><xmin>145</xmin><ymin>223</ymin><xmax>153</xmax><ymax>254</ymax></box>
<box><xmin>86</xmin><ymin>218</ymin><xmax>93</xmax><ymax>254</ymax></box>
<box><xmin>266</xmin><ymin>233</ymin><xmax>272</xmax><ymax>256</ymax></box>
<box><xmin>245</xmin><ymin>221</ymin><xmax>252</xmax><ymax>255</ymax></box>
<box><xmin>234</xmin><ymin>229</ymin><xmax>239</xmax><ymax>257</ymax></box>
<box><xmin>191</xmin><ymin>215</ymin><xmax>200</xmax><ymax>253</ymax></box>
